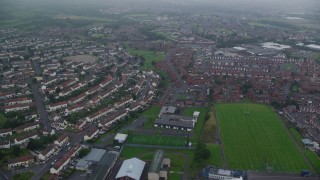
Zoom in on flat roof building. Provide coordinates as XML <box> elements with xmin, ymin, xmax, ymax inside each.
<box><xmin>114</xmin><ymin>133</ymin><xmax>128</xmax><ymax>144</ymax></box>
<box><xmin>159</xmin><ymin>106</ymin><xmax>177</xmax><ymax>115</ymax></box>
<box><xmin>83</xmin><ymin>148</ymin><xmax>106</xmax><ymax>162</ymax></box>
<box><xmin>154</xmin><ymin>114</ymin><xmax>196</xmax><ymax>131</ymax></box>
<box><xmin>89</xmin><ymin>151</ymin><xmax>119</xmax><ymax>180</ymax></box>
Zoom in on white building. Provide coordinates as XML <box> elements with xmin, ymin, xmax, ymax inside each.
<box><xmin>115</xmin><ymin>158</ymin><xmax>146</xmax><ymax>180</ymax></box>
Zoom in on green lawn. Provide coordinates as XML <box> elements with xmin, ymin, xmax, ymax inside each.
<box><xmin>127</xmin><ymin>48</ymin><xmax>165</xmax><ymax>70</ymax></box>
<box><xmin>206</xmin><ymin>144</ymin><xmax>223</xmax><ymax>167</ymax></box>
<box><xmin>290</xmin><ymin>128</ymin><xmax>320</xmax><ymax>175</ymax></box>
<box><xmin>183</xmin><ymin>107</ymin><xmax>208</xmax><ymax>143</ymax></box>
<box><xmin>121</xmin><ymin>146</ymin><xmax>194</xmax><ymax>173</ymax></box>
<box><xmin>0</xmin><ymin>113</ymin><xmax>7</xmax><ymax>128</ymax></box>
<box><xmin>127</xmin><ymin>134</ymin><xmax>188</xmax><ymax>147</ymax></box>
<box><xmin>168</xmin><ymin>173</ymin><xmax>182</xmax><ymax>180</ymax></box>
<box><xmin>215</xmin><ymin>103</ymin><xmax>310</xmax><ymax>172</ymax></box>
<box><xmin>13</xmin><ymin>172</ymin><xmax>34</xmax><ymax>180</ymax></box>
<box><xmin>142</xmin><ymin>106</ymin><xmax>161</xmax><ymax>128</ymax></box>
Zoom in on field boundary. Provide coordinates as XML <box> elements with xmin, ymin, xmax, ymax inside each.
<box><xmin>125</xmin><ymin>144</ymin><xmax>194</xmax><ymax>150</ymax></box>
<box><xmin>213</xmin><ymin>105</ymin><xmax>227</xmax><ymax>168</ymax></box>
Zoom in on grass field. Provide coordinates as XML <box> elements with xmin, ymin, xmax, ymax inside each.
<box><xmin>183</xmin><ymin>107</ymin><xmax>208</xmax><ymax>143</ymax></box>
<box><xmin>142</xmin><ymin>106</ymin><xmax>161</xmax><ymax>128</ymax></box>
<box><xmin>13</xmin><ymin>172</ymin><xmax>34</xmax><ymax>180</ymax></box>
<box><xmin>127</xmin><ymin>134</ymin><xmax>187</xmax><ymax>147</ymax></box>
<box><xmin>127</xmin><ymin>48</ymin><xmax>165</xmax><ymax>70</ymax></box>
<box><xmin>206</xmin><ymin>143</ymin><xmax>223</xmax><ymax>167</ymax></box>
<box><xmin>0</xmin><ymin>113</ymin><xmax>7</xmax><ymax>128</ymax></box>
<box><xmin>290</xmin><ymin>128</ymin><xmax>320</xmax><ymax>175</ymax></box>
<box><xmin>216</xmin><ymin>103</ymin><xmax>310</xmax><ymax>172</ymax></box>
<box><xmin>120</xmin><ymin>146</ymin><xmax>194</xmax><ymax>172</ymax></box>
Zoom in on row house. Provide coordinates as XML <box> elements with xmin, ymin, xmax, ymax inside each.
<box><xmin>0</xmin><ymin>128</ymin><xmax>12</xmax><ymax>137</ymax></box>
<box><xmin>99</xmin><ymin>75</ymin><xmax>113</xmax><ymax>88</ymax></box>
<box><xmin>42</xmin><ymin>78</ymin><xmax>59</xmax><ymax>86</ymax></box>
<box><xmin>75</xmin><ymin>120</ymin><xmax>87</xmax><ymax>130</ymax></box>
<box><xmin>114</xmin><ymin>97</ymin><xmax>133</xmax><ymax>108</ymax></box>
<box><xmin>50</xmin><ymin>144</ymin><xmax>81</xmax><ymax>174</ymax></box>
<box><xmin>54</xmin><ymin>134</ymin><xmax>69</xmax><ymax>147</ymax></box>
<box><xmin>8</xmin><ymin>155</ymin><xmax>34</xmax><ymax>170</ymax></box>
<box><xmin>98</xmin><ymin>109</ymin><xmax>128</xmax><ymax>128</ymax></box>
<box><xmin>38</xmin><ymin>144</ymin><xmax>58</xmax><ymax>161</ymax></box>
<box><xmin>14</xmin><ymin>122</ymin><xmax>40</xmax><ymax>133</ymax></box>
<box><xmin>4</xmin><ymin>103</ymin><xmax>32</xmax><ymax>113</ymax></box>
<box><xmin>85</xmin><ymin>85</ymin><xmax>101</xmax><ymax>95</ymax></box>
<box><xmin>0</xmin><ymin>141</ymin><xmax>10</xmax><ymax>149</ymax></box>
<box><xmin>83</xmin><ymin>126</ymin><xmax>99</xmax><ymax>141</ymax></box>
<box><xmin>89</xmin><ymin>95</ymin><xmax>101</xmax><ymax>106</ymax></box>
<box><xmin>99</xmin><ymin>86</ymin><xmax>118</xmax><ymax>99</ymax></box>
<box><xmin>129</xmin><ymin>102</ymin><xmax>142</xmax><ymax>112</ymax></box>
<box><xmin>68</xmin><ymin>93</ymin><xmax>87</xmax><ymax>105</ymax></box>
<box><xmin>14</xmin><ymin>132</ymin><xmax>39</xmax><ymax>145</ymax></box>
<box><xmin>85</xmin><ymin>106</ymin><xmax>115</xmax><ymax>122</ymax></box>
<box><xmin>65</xmin><ymin>103</ymin><xmax>86</xmax><ymax>114</ymax></box>
<box><xmin>0</xmin><ymin>91</ymin><xmax>15</xmax><ymax>99</ymax></box>
<box><xmin>48</xmin><ymin>101</ymin><xmax>68</xmax><ymax>112</ymax></box>
<box><xmin>58</xmin><ymin>78</ymin><xmax>78</xmax><ymax>89</ymax></box>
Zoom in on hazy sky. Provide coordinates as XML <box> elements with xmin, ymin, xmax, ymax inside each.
<box><xmin>1</xmin><ymin>0</ymin><xmax>319</xmax><ymax>15</ymax></box>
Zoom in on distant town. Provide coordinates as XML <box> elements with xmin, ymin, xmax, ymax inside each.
<box><xmin>0</xmin><ymin>1</ymin><xmax>320</xmax><ymax>180</ymax></box>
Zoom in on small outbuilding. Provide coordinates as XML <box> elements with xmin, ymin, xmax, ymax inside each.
<box><xmin>114</xmin><ymin>133</ymin><xmax>128</xmax><ymax>144</ymax></box>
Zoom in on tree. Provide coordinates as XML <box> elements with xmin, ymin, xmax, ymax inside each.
<box><xmin>55</xmin><ymin>87</ymin><xmax>61</xmax><ymax>94</ymax></box>
<box><xmin>78</xmin><ymin>148</ymin><xmax>91</xmax><ymax>158</ymax></box>
<box><xmin>12</xmin><ymin>145</ymin><xmax>21</xmax><ymax>157</ymax></box>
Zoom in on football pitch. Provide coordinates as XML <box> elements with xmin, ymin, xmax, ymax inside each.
<box><xmin>127</xmin><ymin>134</ymin><xmax>187</xmax><ymax>147</ymax></box>
<box><xmin>215</xmin><ymin>103</ymin><xmax>310</xmax><ymax>172</ymax></box>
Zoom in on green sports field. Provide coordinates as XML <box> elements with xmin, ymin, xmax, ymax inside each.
<box><xmin>215</xmin><ymin>103</ymin><xmax>310</xmax><ymax>172</ymax></box>
<box><xmin>127</xmin><ymin>134</ymin><xmax>187</xmax><ymax>147</ymax></box>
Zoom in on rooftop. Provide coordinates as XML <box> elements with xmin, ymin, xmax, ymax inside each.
<box><xmin>115</xmin><ymin>158</ymin><xmax>145</xmax><ymax>180</ymax></box>
<box><xmin>83</xmin><ymin>148</ymin><xmax>106</xmax><ymax>162</ymax></box>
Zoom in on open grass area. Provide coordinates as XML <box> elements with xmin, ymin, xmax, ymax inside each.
<box><xmin>127</xmin><ymin>134</ymin><xmax>188</xmax><ymax>147</ymax></box>
<box><xmin>127</xmin><ymin>48</ymin><xmax>165</xmax><ymax>70</ymax></box>
<box><xmin>13</xmin><ymin>172</ymin><xmax>34</xmax><ymax>180</ymax></box>
<box><xmin>216</xmin><ymin>103</ymin><xmax>310</xmax><ymax>172</ymax></box>
<box><xmin>142</xmin><ymin>105</ymin><xmax>161</xmax><ymax>128</ymax></box>
<box><xmin>0</xmin><ymin>113</ymin><xmax>7</xmax><ymax>128</ymax></box>
<box><xmin>183</xmin><ymin>107</ymin><xmax>208</xmax><ymax>143</ymax></box>
<box><xmin>290</xmin><ymin>128</ymin><xmax>320</xmax><ymax>175</ymax></box>
<box><xmin>121</xmin><ymin>146</ymin><xmax>194</xmax><ymax>173</ymax></box>
<box><xmin>206</xmin><ymin>143</ymin><xmax>223</xmax><ymax>167</ymax></box>
<box><xmin>168</xmin><ymin>173</ymin><xmax>182</xmax><ymax>180</ymax></box>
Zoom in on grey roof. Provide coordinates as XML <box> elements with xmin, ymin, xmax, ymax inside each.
<box><xmin>89</xmin><ymin>151</ymin><xmax>119</xmax><ymax>180</ymax></box>
<box><xmin>160</xmin><ymin>106</ymin><xmax>176</xmax><ymax>115</ymax></box>
<box><xmin>116</xmin><ymin>158</ymin><xmax>145</xmax><ymax>180</ymax></box>
<box><xmin>76</xmin><ymin>159</ymin><xmax>90</xmax><ymax>168</ymax></box>
<box><xmin>149</xmin><ymin>150</ymin><xmax>164</xmax><ymax>173</ymax></box>
<box><xmin>83</xmin><ymin>148</ymin><xmax>106</xmax><ymax>162</ymax></box>
<box><xmin>155</xmin><ymin>114</ymin><xmax>195</xmax><ymax>129</ymax></box>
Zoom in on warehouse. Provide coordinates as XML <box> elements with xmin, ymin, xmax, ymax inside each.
<box><xmin>115</xmin><ymin>158</ymin><xmax>146</xmax><ymax>180</ymax></box>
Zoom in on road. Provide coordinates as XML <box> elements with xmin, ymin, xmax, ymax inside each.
<box><xmin>30</xmin><ymin>60</ymin><xmax>52</xmax><ymax>131</ymax></box>
<box><xmin>31</xmin><ymin>84</ymin><xmax>52</xmax><ymax>131</ymax></box>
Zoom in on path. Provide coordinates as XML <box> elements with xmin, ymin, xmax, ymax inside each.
<box><xmin>278</xmin><ymin>113</ymin><xmax>317</xmax><ymax>175</ymax></box>
<box><xmin>212</xmin><ymin>105</ymin><xmax>228</xmax><ymax>169</ymax></box>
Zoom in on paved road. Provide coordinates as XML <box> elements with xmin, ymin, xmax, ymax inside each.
<box><xmin>30</xmin><ymin>60</ymin><xmax>52</xmax><ymax>131</ymax></box>
<box><xmin>31</xmin><ymin>84</ymin><xmax>52</xmax><ymax>131</ymax></box>
<box><xmin>0</xmin><ymin>168</ymin><xmax>10</xmax><ymax>180</ymax></box>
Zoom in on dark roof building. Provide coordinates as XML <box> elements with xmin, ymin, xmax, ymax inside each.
<box><xmin>154</xmin><ymin>114</ymin><xmax>196</xmax><ymax>131</ymax></box>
